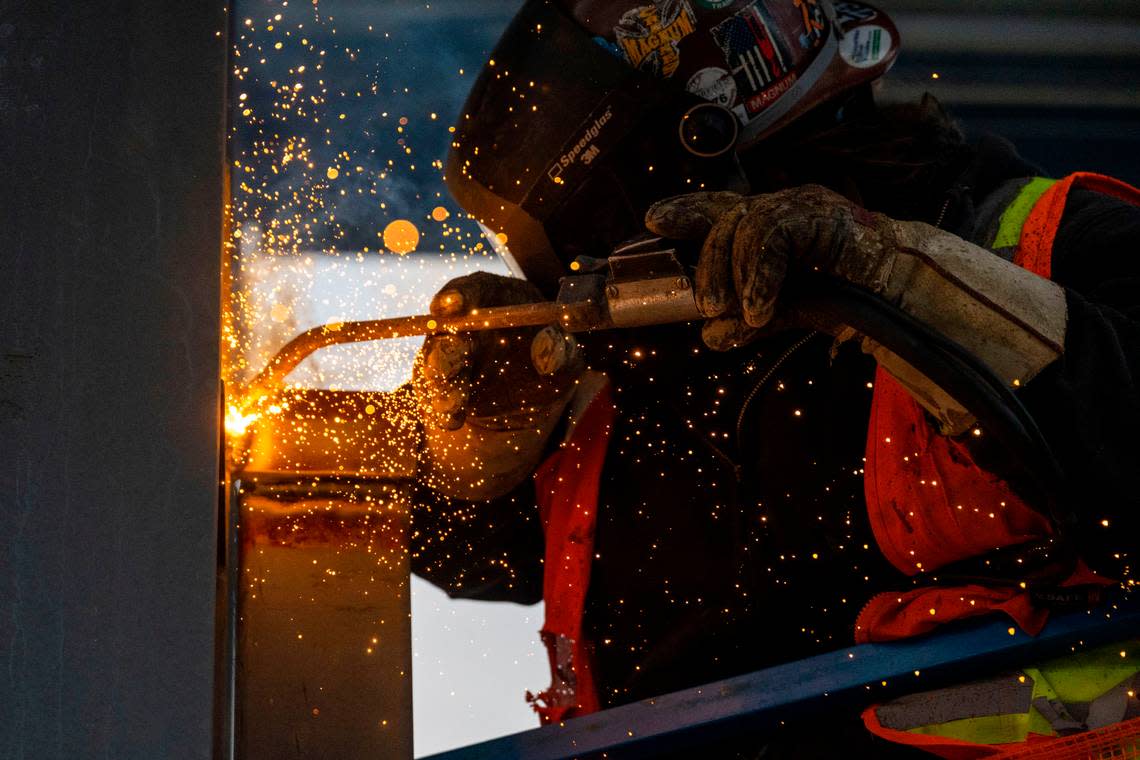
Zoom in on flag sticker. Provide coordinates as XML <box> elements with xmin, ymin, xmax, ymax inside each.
<box><xmin>710</xmin><ymin>2</ymin><xmax>793</xmax><ymax>107</ymax></box>
<box><xmin>839</xmin><ymin>24</ymin><xmax>891</xmax><ymax>69</ymax></box>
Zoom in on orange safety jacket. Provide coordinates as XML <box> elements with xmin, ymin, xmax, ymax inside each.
<box><xmin>856</xmin><ymin>172</ymin><xmax>1140</xmax><ymax>645</ymax></box>
<box><xmin>527</xmin><ymin>379</ymin><xmax>615</xmax><ymax>724</ymax></box>
<box><xmin>528</xmin><ymin>172</ymin><xmax>1140</xmax><ymax>724</ymax></box>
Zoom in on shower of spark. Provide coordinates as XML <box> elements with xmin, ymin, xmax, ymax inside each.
<box><xmin>223</xmin><ymin>0</ymin><xmax>506</xmax><ymax>418</ymax></box>
<box><xmin>220</xmin><ymin>12</ymin><xmax>547</xmax><ymax>745</ymax></box>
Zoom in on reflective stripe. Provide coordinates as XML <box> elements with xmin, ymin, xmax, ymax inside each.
<box><xmin>1031</xmin><ymin>695</ymin><xmax>1085</xmax><ymax>735</ymax></box>
<box><xmin>865</xmin><ymin>640</ymin><xmax>1140</xmax><ymax>751</ymax></box>
<box><xmin>1085</xmin><ymin>678</ymin><xmax>1134</xmax><ymax>730</ymax></box>
<box><xmin>910</xmin><ymin>712</ymin><xmax>1031</xmax><ymax>746</ymax></box>
<box><xmin>863</xmin><ymin>170</ymin><xmax>1140</xmax><ymax>753</ymax></box>
<box><xmin>876</xmin><ymin>675</ymin><xmax>1034</xmax><ymax>729</ymax></box>
<box><xmin>992</xmin><ymin>177</ymin><xmax>1056</xmax><ymax>251</ymax></box>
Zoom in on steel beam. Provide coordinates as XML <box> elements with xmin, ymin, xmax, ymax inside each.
<box><xmin>1</xmin><ymin>2</ymin><xmax>226</xmax><ymax>757</ymax></box>
<box><xmin>220</xmin><ymin>388</ymin><xmax>419</xmax><ymax>759</ymax></box>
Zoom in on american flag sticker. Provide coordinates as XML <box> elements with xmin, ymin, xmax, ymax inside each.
<box><xmin>839</xmin><ymin>24</ymin><xmax>891</xmax><ymax>69</ymax></box>
<box><xmin>709</xmin><ymin>3</ymin><xmax>792</xmax><ymax>99</ymax></box>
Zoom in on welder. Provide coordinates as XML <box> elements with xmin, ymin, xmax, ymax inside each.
<box><xmin>408</xmin><ymin>0</ymin><xmax>1140</xmax><ymax>753</ymax></box>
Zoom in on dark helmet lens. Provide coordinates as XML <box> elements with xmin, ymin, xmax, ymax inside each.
<box><xmin>678</xmin><ymin>103</ymin><xmax>739</xmax><ymax>158</ymax></box>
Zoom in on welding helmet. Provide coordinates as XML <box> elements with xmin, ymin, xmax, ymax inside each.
<box><xmin>446</xmin><ymin>0</ymin><xmax>899</xmax><ymax>295</ymax></box>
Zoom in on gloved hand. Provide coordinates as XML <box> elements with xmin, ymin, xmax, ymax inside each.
<box><xmin>644</xmin><ymin>185</ymin><xmax>900</xmax><ymax>349</ymax></box>
<box><xmin>646</xmin><ymin>185</ymin><xmax>1067</xmax><ymax>433</ymax></box>
<box><xmin>413</xmin><ymin>271</ymin><xmax>584</xmax><ymax>500</ymax></box>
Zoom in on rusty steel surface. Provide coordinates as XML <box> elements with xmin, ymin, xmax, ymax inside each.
<box><xmin>221</xmin><ymin>387</ymin><xmax>421</xmax><ymax>759</ymax></box>
<box><xmin>232</xmin><ymin>490</ymin><xmax>413</xmax><ymax>760</ymax></box>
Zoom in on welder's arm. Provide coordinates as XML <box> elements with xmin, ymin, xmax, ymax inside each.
<box><xmin>407</xmin><ymin>271</ymin><xmax>582</xmax><ymax>602</ymax></box>
<box><xmin>411</xmin><ymin>271</ymin><xmax>584</xmax><ymax>502</ymax></box>
<box><xmin>645</xmin><ymin>185</ymin><xmax>1066</xmax><ymax>435</ymax></box>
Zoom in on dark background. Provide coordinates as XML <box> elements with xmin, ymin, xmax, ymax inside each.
<box><xmin>229</xmin><ymin>0</ymin><xmax>1140</xmax><ymax>253</ymax></box>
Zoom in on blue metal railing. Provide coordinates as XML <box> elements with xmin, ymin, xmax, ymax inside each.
<box><xmin>427</xmin><ymin>594</ymin><xmax>1140</xmax><ymax>759</ymax></box>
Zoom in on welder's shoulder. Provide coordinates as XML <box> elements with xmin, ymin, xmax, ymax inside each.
<box><xmin>1050</xmin><ymin>187</ymin><xmax>1140</xmax><ymax>300</ymax></box>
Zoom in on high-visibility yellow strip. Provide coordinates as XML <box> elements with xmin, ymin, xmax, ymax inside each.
<box><xmin>908</xmin><ymin>712</ymin><xmax>1032</xmax><ymax>745</ymax></box>
<box><xmin>1032</xmin><ymin>639</ymin><xmax>1140</xmax><ymax>704</ymax></box>
<box><xmin>993</xmin><ymin>177</ymin><xmax>1056</xmax><ymax>250</ymax></box>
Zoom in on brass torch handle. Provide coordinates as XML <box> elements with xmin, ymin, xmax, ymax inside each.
<box><xmin>242</xmin><ymin>261</ymin><xmax>703</xmax><ymax>402</ymax></box>
<box><xmin>243</xmin><ymin>300</ymin><xmax>600</xmax><ymax>402</ymax></box>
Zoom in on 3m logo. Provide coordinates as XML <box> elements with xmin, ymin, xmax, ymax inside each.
<box><xmin>546</xmin><ymin>106</ymin><xmax>614</xmax><ymax>184</ymax></box>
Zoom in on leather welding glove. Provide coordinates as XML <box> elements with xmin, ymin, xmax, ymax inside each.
<box><xmin>645</xmin><ymin>184</ymin><xmax>1067</xmax><ymax>434</ymax></box>
<box><xmin>412</xmin><ymin>271</ymin><xmax>584</xmax><ymax>501</ymax></box>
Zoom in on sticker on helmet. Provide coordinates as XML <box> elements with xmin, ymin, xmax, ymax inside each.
<box><xmin>710</xmin><ymin>2</ymin><xmax>795</xmax><ymax>117</ymax></box>
<box><xmin>696</xmin><ymin>0</ymin><xmax>735</xmax><ymax>8</ymax></box>
<box><xmin>838</xmin><ymin>23</ymin><xmax>891</xmax><ymax>68</ymax></box>
<box><xmin>792</xmin><ymin>0</ymin><xmax>826</xmax><ymax>49</ymax></box>
<box><xmin>613</xmin><ymin>0</ymin><xmax>698</xmax><ymax>78</ymax></box>
<box><xmin>833</xmin><ymin>1</ymin><xmax>878</xmax><ymax>26</ymax></box>
<box><xmin>686</xmin><ymin>67</ymin><xmax>737</xmax><ymax>107</ymax></box>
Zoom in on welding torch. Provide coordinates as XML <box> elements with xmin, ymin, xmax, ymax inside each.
<box><xmin>242</xmin><ymin>237</ymin><xmax>699</xmax><ymax>403</ymax></box>
<box><xmin>241</xmin><ymin>236</ymin><xmax>1068</xmax><ymax>535</ymax></box>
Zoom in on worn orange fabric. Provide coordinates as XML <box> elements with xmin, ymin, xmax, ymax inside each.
<box><xmin>855</xmin><ymin>563</ymin><xmax>1110</xmax><ymax>645</ymax></box>
<box><xmin>530</xmin><ymin>382</ymin><xmax>614</xmax><ymax>724</ymax></box>
<box><xmin>854</xmin><ymin>584</ymin><xmax>1048</xmax><ymax>645</ymax></box>
<box><xmin>1016</xmin><ymin>172</ymin><xmax>1140</xmax><ymax>280</ymax></box>
<box><xmin>864</xmin><ymin>370</ymin><xmax>1053</xmax><ymax>577</ymax></box>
